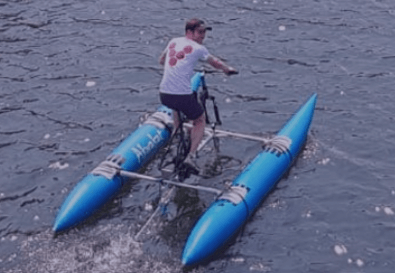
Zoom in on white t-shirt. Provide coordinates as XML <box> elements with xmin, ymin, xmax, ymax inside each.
<box><xmin>160</xmin><ymin>37</ymin><xmax>210</xmax><ymax>95</ymax></box>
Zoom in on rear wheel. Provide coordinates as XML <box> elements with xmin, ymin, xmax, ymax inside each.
<box><xmin>174</xmin><ymin>128</ymin><xmax>191</xmax><ymax>170</ymax></box>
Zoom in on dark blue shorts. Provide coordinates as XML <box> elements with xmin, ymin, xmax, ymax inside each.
<box><xmin>160</xmin><ymin>92</ymin><xmax>204</xmax><ymax>120</ymax></box>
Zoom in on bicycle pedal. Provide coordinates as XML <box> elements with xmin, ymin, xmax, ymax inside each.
<box><xmin>183</xmin><ymin>162</ymin><xmax>200</xmax><ymax>176</ymax></box>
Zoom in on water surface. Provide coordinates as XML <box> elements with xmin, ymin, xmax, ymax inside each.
<box><xmin>1</xmin><ymin>0</ymin><xmax>395</xmax><ymax>272</ymax></box>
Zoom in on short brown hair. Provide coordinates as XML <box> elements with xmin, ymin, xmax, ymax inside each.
<box><xmin>185</xmin><ymin>18</ymin><xmax>212</xmax><ymax>33</ymax></box>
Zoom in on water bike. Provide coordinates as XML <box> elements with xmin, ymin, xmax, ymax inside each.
<box><xmin>52</xmin><ymin>71</ymin><xmax>316</xmax><ymax>266</ymax></box>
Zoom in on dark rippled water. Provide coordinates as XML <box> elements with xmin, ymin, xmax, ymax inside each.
<box><xmin>2</xmin><ymin>0</ymin><xmax>395</xmax><ymax>272</ymax></box>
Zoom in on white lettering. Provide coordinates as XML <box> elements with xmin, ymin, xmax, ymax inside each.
<box><xmin>131</xmin><ymin>130</ymin><xmax>165</xmax><ymax>163</ymax></box>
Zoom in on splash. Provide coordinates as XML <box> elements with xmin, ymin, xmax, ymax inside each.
<box><xmin>7</xmin><ymin>225</ymin><xmax>201</xmax><ymax>273</ymax></box>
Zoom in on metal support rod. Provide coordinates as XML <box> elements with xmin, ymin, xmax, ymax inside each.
<box><xmin>211</xmin><ymin>128</ymin><xmax>270</xmax><ymax>143</ymax></box>
<box><xmin>134</xmin><ymin>187</ymin><xmax>175</xmax><ymax>240</ymax></box>
<box><xmin>197</xmin><ymin>133</ymin><xmax>214</xmax><ymax>152</ymax></box>
<box><xmin>119</xmin><ymin>170</ymin><xmax>222</xmax><ymax>195</ymax></box>
<box><xmin>183</xmin><ymin>123</ymin><xmax>270</xmax><ymax>143</ymax></box>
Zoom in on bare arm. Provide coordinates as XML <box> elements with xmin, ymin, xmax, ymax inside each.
<box><xmin>207</xmin><ymin>55</ymin><xmax>238</xmax><ymax>75</ymax></box>
<box><xmin>159</xmin><ymin>49</ymin><xmax>167</xmax><ymax>66</ymax></box>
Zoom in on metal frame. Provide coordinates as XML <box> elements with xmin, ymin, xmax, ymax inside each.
<box><xmin>133</xmin><ymin>72</ymin><xmax>291</xmax><ymax>240</ymax></box>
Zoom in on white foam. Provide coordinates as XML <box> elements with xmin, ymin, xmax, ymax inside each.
<box><xmin>334</xmin><ymin>244</ymin><xmax>347</xmax><ymax>255</ymax></box>
<box><xmin>302</xmin><ymin>210</ymin><xmax>312</xmax><ymax>218</ymax></box>
<box><xmin>49</xmin><ymin>162</ymin><xmax>69</xmax><ymax>170</ymax></box>
<box><xmin>356</xmin><ymin>259</ymin><xmax>364</xmax><ymax>267</ymax></box>
<box><xmin>14</xmin><ymin>226</ymin><xmax>185</xmax><ymax>273</ymax></box>
<box><xmin>318</xmin><ymin>158</ymin><xmax>330</xmax><ymax>165</ymax></box>
<box><xmin>231</xmin><ymin>257</ymin><xmax>245</xmax><ymax>263</ymax></box>
<box><xmin>249</xmin><ymin>262</ymin><xmax>271</xmax><ymax>271</ymax></box>
<box><xmin>86</xmin><ymin>81</ymin><xmax>96</xmax><ymax>87</ymax></box>
<box><xmin>383</xmin><ymin>207</ymin><xmax>394</xmax><ymax>215</ymax></box>
<box><xmin>144</xmin><ymin>203</ymin><xmax>153</xmax><ymax>211</ymax></box>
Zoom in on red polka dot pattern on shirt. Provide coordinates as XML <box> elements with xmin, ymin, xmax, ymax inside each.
<box><xmin>176</xmin><ymin>51</ymin><xmax>185</xmax><ymax>60</ymax></box>
<box><xmin>169</xmin><ymin>49</ymin><xmax>176</xmax><ymax>57</ymax></box>
<box><xmin>169</xmin><ymin>58</ymin><xmax>177</xmax><ymax>67</ymax></box>
<box><xmin>183</xmin><ymin>45</ymin><xmax>193</xmax><ymax>54</ymax></box>
<box><xmin>167</xmin><ymin>42</ymin><xmax>194</xmax><ymax>67</ymax></box>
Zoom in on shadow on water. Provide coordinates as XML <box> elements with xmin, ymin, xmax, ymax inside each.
<box><xmin>202</xmin><ymin>154</ymin><xmax>242</xmax><ymax>178</ymax></box>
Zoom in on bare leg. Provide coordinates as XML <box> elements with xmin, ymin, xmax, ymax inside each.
<box><xmin>173</xmin><ymin>111</ymin><xmax>180</xmax><ymax>136</ymax></box>
<box><xmin>189</xmin><ymin>113</ymin><xmax>206</xmax><ymax>154</ymax></box>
